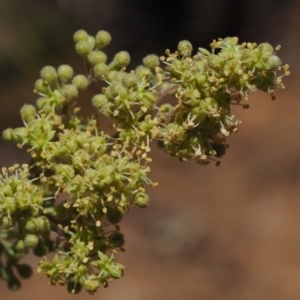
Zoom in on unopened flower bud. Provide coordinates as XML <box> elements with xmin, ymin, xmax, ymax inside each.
<box><xmin>20</xmin><ymin>104</ymin><xmax>36</xmax><ymax>122</ymax></box>
<box><xmin>15</xmin><ymin>240</ymin><xmax>25</xmax><ymax>252</ymax></box>
<box><xmin>268</xmin><ymin>55</ymin><xmax>282</xmax><ymax>69</ymax></box>
<box><xmin>24</xmin><ymin>234</ymin><xmax>39</xmax><ymax>248</ymax></box>
<box><xmin>87</xmin><ymin>36</ymin><xmax>96</xmax><ymax>49</ymax></box>
<box><xmin>122</xmin><ymin>73</ymin><xmax>137</xmax><ymax>89</ymax></box>
<box><xmin>95</xmin><ymin>30</ymin><xmax>112</xmax><ymax>49</ymax></box>
<box><xmin>1</xmin><ymin>216</ymin><xmax>13</xmax><ymax>229</ymax></box>
<box><xmin>75</xmin><ymin>40</ymin><xmax>93</xmax><ymax>57</ymax></box>
<box><xmin>2</xmin><ymin>128</ymin><xmax>17</xmax><ymax>142</ymax></box>
<box><xmin>143</xmin><ymin>54</ymin><xmax>160</xmax><ymax>68</ymax></box>
<box><xmin>61</xmin><ymin>84</ymin><xmax>78</xmax><ymax>101</ymax></box>
<box><xmin>88</xmin><ymin>51</ymin><xmax>107</xmax><ymax>65</ymax></box>
<box><xmin>92</xmin><ymin>94</ymin><xmax>108</xmax><ymax>108</ymax></box>
<box><xmin>258</xmin><ymin>42</ymin><xmax>274</xmax><ymax>56</ymax></box>
<box><xmin>93</xmin><ymin>63</ymin><xmax>109</xmax><ymax>79</ymax></box>
<box><xmin>25</xmin><ymin>216</ymin><xmax>50</xmax><ymax>232</ymax></box>
<box><xmin>40</xmin><ymin>66</ymin><xmax>57</xmax><ymax>84</ymax></box>
<box><xmin>135</xmin><ymin>65</ymin><xmax>151</xmax><ymax>81</ymax></box>
<box><xmin>34</xmin><ymin>79</ymin><xmax>46</xmax><ymax>93</ymax></box>
<box><xmin>73</xmin><ymin>29</ymin><xmax>89</xmax><ymax>43</ymax></box>
<box><xmin>58</xmin><ymin>65</ymin><xmax>74</xmax><ymax>83</ymax></box>
<box><xmin>72</xmin><ymin>75</ymin><xmax>89</xmax><ymax>91</ymax></box>
<box><xmin>111</xmin><ymin>51</ymin><xmax>130</xmax><ymax>69</ymax></box>
<box><xmin>177</xmin><ymin>40</ymin><xmax>193</xmax><ymax>57</ymax></box>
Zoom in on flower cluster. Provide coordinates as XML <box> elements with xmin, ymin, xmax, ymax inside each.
<box><xmin>0</xmin><ymin>29</ymin><xmax>288</xmax><ymax>293</ymax></box>
<box><xmin>158</xmin><ymin>37</ymin><xmax>289</xmax><ymax>164</ymax></box>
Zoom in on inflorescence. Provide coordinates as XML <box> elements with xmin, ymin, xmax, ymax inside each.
<box><xmin>0</xmin><ymin>30</ymin><xmax>289</xmax><ymax>294</ymax></box>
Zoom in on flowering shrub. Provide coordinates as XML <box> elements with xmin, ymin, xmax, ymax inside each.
<box><xmin>0</xmin><ymin>30</ymin><xmax>289</xmax><ymax>294</ymax></box>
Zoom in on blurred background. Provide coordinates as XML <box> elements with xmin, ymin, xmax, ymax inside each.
<box><xmin>1</xmin><ymin>0</ymin><xmax>300</xmax><ymax>299</ymax></box>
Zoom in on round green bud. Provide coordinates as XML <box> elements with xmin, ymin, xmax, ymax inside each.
<box><xmin>1</xmin><ymin>216</ymin><xmax>13</xmax><ymax>229</ymax></box>
<box><xmin>122</xmin><ymin>73</ymin><xmax>137</xmax><ymax>89</ymax></box>
<box><xmin>87</xmin><ymin>36</ymin><xmax>96</xmax><ymax>50</ymax></box>
<box><xmin>8</xmin><ymin>276</ymin><xmax>21</xmax><ymax>291</ymax></box>
<box><xmin>14</xmin><ymin>127</ymin><xmax>27</xmax><ymax>139</ymax></box>
<box><xmin>20</xmin><ymin>104</ymin><xmax>36</xmax><ymax>122</ymax></box>
<box><xmin>258</xmin><ymin>43</ymin><xmax>274</xmax><ymax>56</ymax></box>
<box><xmin>135</xmin><ymin>65</ymin><xmax>151</xmax><ymax>81</ymax></box>
<box><xmin>52</xmin><ymin>89</ymin><xmax>65</xmax><ymax>107</ymax></box>
<box><xmin>40</xmin><ymin>66</ymin><xmax>57</xmax><ymax>84</ymax></box>
<box><xmin>268</xmin><ymin>55</ymin><xmax>282</xmax><ymax>69</ymax></box>
<box><xmin>75</xmin><ymin>40</ymin><xmax>93</xmax><ymax>57</ymax></box>
<box><xmin>95</xmin><ymin>30</ymin><xmax>112</xmax><ymax>49</ymax></box>
<box><xmin>61</xmin><ymin>84</ymin><xmax>78</xmax><ymax>101</ymax></box>
<box><xmin>2</xmin><ymin>128</ymin><xmax>17</xmax><ymax>142</ymax></box>
<box><xmin>24</xmin><ymin>234</ymin><xmax>38</xmax><ymax>248</ymax></box>
<box><xmin>133</xmin><ymin>192</ymin><xmax>150</xmax><ymax>208</ymax></box>
<box><xmin>72</xmin><ymin>75</ymin><xmax>89</xmax><ymax>91</ymax></box>
<box><xmin>109</xmin><ymin>83</ymin><xmax>127</xmax><ymax>99</ymax></box>
<box><xmin>88</xmin><ymin>50</ymin><xmax>107</xmax><ymax>65</ymax></box>
<box><xmin>112</xmin><ymin>51</ymin><xmax>131</xmax><ymax>69</ymax></box>
<box><xmin>15</xmin><ymin>264</ymin><xmax>33</xmax><ymax>279</ymax></box>
<box><xmin>73</xmin><ymin>30</ymin><xmax>89</xmax><ymax>43</ymax></box>
<box><xmin>107</xmin><ymin>70</ymin><xmax>125</xmax><ymax>83</ymax></box>
<box><xmin>105</xmin><ymin>85</ymin><xmax>117</xmax><ymax>99</ymax></box>
<box><xmin>92</xmin><ymin>94</ymin><xmax>108</xmax><ymax>108</ymax></box>
<box><xmin>57</xmin><ymin>65</ymin><xmax>74</xmax><ymax>83</ymax></box>
<box><xmin>34</xmin><ymin>79</ymin><xmax>45</xmax><ymax>93</ymax></box>
<box><xmin>25</xmin><ymin>217</ymin><xmax>50</xmax><ymax>232</ymax></box>
<box><xmin>15</xmin><ymin>240</ymin><xmax>25</xmax><ymax>252</ymax></box>
<box><xmin>25</xmin><ymin>219</ymin><xmax>36</xmax><ymax>232</ymax></box>
<box><xmin>106</xmin><ymin>207</ymin><xmax>123</xmax><ymax>224</ymax></box>
<box><xmin>143</xmin><ymin>54</ymin><xmax>160</xmax><ymax>68</ymax></box>
<box><xmin>177</xmin><ymin>40</ymin><xmax>193</xmax><ymax>57</ymax></box>
<box><xmin>93</xmin><ymin>63</ymin><xmax>110</xmax><ymax>79</ymax></box>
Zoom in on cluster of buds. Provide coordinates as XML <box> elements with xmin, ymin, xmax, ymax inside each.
<box><xmin>158</xmin><ymin>37</ymin><xmax>289</xmax><ymax>164</ymax></box>
<box><xmin>0</xmin><ymin>30</ymin><xmax>288</xmax><ymax>293</ymax></box>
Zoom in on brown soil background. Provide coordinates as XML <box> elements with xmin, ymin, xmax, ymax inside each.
<box><xmin>1</xmin><ymin>1</ymin><xmax>300</xmax><ymax>299</ymax></box>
